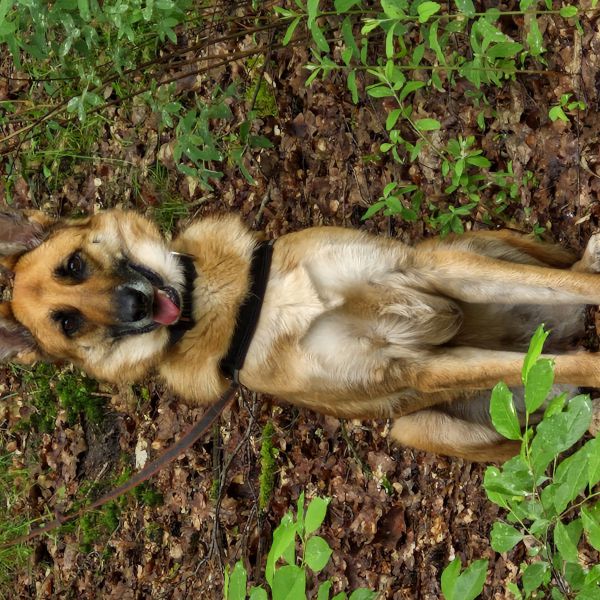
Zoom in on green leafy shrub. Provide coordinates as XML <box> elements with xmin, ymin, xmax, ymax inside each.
<box><xmin>275</xmin><ymin>0</ymin><xmax>584</xmax><ymax>230</ymax></box>
<box><xmin>224</xmin><ymin>493</ymin><xmax>377</xmax><ymax>600</ymax></box>
<box><xmin>440</xmin><ymin>325</ymin><xmax>600</xmax><ymax>599</ymax></box>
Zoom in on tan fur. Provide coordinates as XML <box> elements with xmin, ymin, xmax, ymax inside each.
<box><xmin>3</xmin><ymin>210</ymin><xmax>600</xmax><ymax>462</ymax></box>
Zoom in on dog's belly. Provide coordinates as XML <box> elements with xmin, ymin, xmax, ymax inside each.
<box><xmin>239</xmin><ymin>230</ymin><xmax>463</xmax><ymax>417</ymax></box>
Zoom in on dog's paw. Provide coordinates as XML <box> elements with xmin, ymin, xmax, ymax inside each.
<box><xmin>580</xmin><ymin>233</ymin><xmax>600</xmax><ymax>273</ymax></box>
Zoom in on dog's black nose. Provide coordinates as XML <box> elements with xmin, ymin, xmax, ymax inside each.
<box><xmin>116</xmin><ymin>286</ymin><xmax>152</xmax><ymax>323</ymax></box>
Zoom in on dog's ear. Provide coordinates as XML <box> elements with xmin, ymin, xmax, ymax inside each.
<box><xmin>0</xmin><ymin>317</ymin><xmax>39</xmax><ymax>363</ymax></box>
<box><xmin>0</xmin><ymin>210</ymin><xmax>52</xmax><ymax>256</ymax></box>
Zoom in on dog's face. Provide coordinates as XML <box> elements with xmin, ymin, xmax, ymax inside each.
<box><xmin>6</xmin><ymin>210</ymin><xmax>185</xmax><ymax>382</ymax></box>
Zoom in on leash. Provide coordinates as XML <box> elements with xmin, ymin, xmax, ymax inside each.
<box><xmin>0</xmin><ymin>382</ymin><xmax>239</xmax><ymax>548</ymax></box>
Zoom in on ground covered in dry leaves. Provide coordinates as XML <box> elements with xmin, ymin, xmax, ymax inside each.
<box><xmin>1</xmin><ymin>2</ymin><xmax>600</xmax><ymax>599</ymax></box>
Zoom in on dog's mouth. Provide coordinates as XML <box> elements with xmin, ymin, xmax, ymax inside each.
<box><xmin>153</xmin><ymin>287</ymin><xmax>181</xmax><ymax>325</ymax></box>
<box><xmin>126</xmin><ymin>262</ymin><xmax>182</xmax><ymax>328</ymax></box>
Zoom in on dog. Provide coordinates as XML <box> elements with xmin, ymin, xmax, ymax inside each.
<box><xmin>1</xmin><ymin>209</ymin><xmax>599</xmax><ymax>462</ymax></box>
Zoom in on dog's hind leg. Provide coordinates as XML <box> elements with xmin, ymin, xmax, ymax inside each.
<box><xmin>411</xmin><ymin>245</ymin><xmax>600</xmax><ymax>306</ymax></box>
<box><xmin>390</xmin><ymin>409</ymin><xmax>520</xmax><ymax>462</ymax></box>
<box><xmin>418</xmin><ymin>229</ymin><xmax>578</xmax><ymax>269</ymax></box>
<box><xmin>393</xmin><ymin>347</ymin><xmax>600</xmax><ymax>401</ymax></box>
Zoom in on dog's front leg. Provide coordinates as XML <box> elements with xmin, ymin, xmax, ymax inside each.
<box><xmin>398</xmin><ymin>347</ymin><xmax>600</xmax><ymax>394</ymax></box>
<box><xmin>412</xmin><ymin>248</ymin><xmax>600</xmax><ymax>305</ymax></box>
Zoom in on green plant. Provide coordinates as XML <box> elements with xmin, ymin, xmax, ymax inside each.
<box><xmin>440</xmin><ymin>557</ymin><xmax>488</xmax><ymax>600</ymax></box>
<box><xmin>259</xmin><ymin>422</ymin><xmax>278</xmax><ymax>511</ymax></box>
<box><xmin>549</xmin><ymin>93</ymin><xmax>586</xmax><ymax>123</ymax></box>
<box><xmin>275</xmin><ymin>1</ymin><xmax>584</xmax><ymax>228</ymax></box>
<box><xmin>224</xmin><ymin>493</ymin><xmax>377</xmax><ymax>599</ymax></box>
<box><xmin>427</xmin><ymin>200</ymin><xmax>478</xmax><ymax>236</ymax></box>
<box><xmin>0</xmin><ymin>1</ymin><xmax>188</xmax><ymax>77</ymax></box>
<box><xmin>440</xmin><ymin>325</ymin><xmax>600</xmax><ymax>599</ymax></box>
<box><xmin>361</xmin><ymin>181</ymin><xmax>421</xmax><ymax>221</ymax></box>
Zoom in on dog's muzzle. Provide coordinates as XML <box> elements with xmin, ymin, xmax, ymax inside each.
<box><xmin>111</xmin><ymin>262</ymin><xmax>182</xmax><ymax>337</ymax></box>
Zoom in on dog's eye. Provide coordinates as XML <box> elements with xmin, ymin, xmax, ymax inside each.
<box><xmin>67</xmin><ymin>253</ymin><xmax>84</xmax><ymax>276</ymax></box>
<box><xmin>53</xmin><ymin>311</ymin><xmax>83</xmax><ymax>337</ymax></box>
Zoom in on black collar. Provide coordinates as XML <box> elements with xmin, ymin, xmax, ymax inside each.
<box><xmin>220</xmin><ymin>240</ymin><xmax>274</xmax><ymax>381</ymax></box>
<box><xmin>168</xmin><ymin>253</ymin><xmax>197</xmax><ymax>347</ymax></box>
<box><xmin>167</xmin><ymin>242</ymin><xmax>274</xmax><ymax>382</ymax></box>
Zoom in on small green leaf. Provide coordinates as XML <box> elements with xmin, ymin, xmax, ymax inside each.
<box><xmin>454</xmin><ymin>0</ymin><xmax>475</xmax><ymax>17</ymax></box>
<box><xmin>271</xmin><ymin>565</ymin><xmax>306</xmax><ymax>600</ymax></box>
<box><xmin>266</xmin><ymin>513</ymin><xmax>297</xmax><ymax>585</ymax></box>
<box><xmin>531</xmin><ymin>395</ymin><xmax>592</xmax><ymax>476</ymax></box>
<box><xmin>440</xmin><ymin>558</ymin><xmax>461</xmax><ymax>600</ymax></box>
<box><xmin>554</xmin><ymin>519</ymin><xmax>583</xmax><ymax>563</ymax></box>
<box><xmin>78</xmin><ymin>0</ymin><xmax>91</xmax><ymax>21</ymax></box>
<box><xmin>484</xmin><ymin>457</ymin><xmax>533</xmax><ymax>498</ymax></box>
<box><xmin>487</xmin><ymin>42</ymin><xmax>523</xmax><ymax>59</ymax></box>
<box><xmin>442</xmin><ymin>558</ymin><xmax>488</xmax><ymax>600</ymax></box>
<box><xmin>455</xmin><ymin>559</ymin><xmax>488</xmax><ymax>600</ymax></box>
<box><xmin>305</xmin><ymin>497</ymin><xmax>330</xmax><ymax>535</ymax></box>
<box><xmin>366</xmin><ymin>84</ymin><xmax>394</xmax><ymax>98</ymax></box>
<box><xmin>490</xmin><ymin>382</ymin><xmax>521</xmax><ymax>440</ymax></box>
<box><xmin>526</xmin><ymin>16</ymin><xmax>544</xmax><ymax>57</ymax></box>
<box><xmin>522</xmin><ymin>325</ymin><xmax>549</xmax><ymax>381</ymax></box>
<box><xmin>491</xmin><ymin>522</ymin><xmax>523</xmax><ymax>552</ymax></box>
<box><xmin>581</xmin><ymin>504</ymin><xmax>600</xmax><ymax>551</ymax></box>
<box><xmin>386</xmin><ymin>109</ymin><xmax>402</xmax><ymax>131</ymax></box>
<box><xmin>417</xmin><ymin>1</ymin><xmax>441</xmax><ymax>23</ymax></box>
<box><xmin>466</xmin><ymin>155</ymin><xmax>491</xmax><ymax>168</ymax></box>
<box><xmin>587</xmin><ymin>437</ymin><xmax>600</xmax><ymax>487</ymax></box>
<box><xmin>310</xmin><ymin>23</ymin><xmax>330</xmax><ymax>53</ymax></box>
<box><xmin>304</xmin><ymin>536</ymin><xmax>333</xmax><ymax>572</ymax></box>
<box><xmin>524</xmin><ymin>358</ymin><xmax>554</xmax><ymax>413</ymax></box>
<box><xmin>559</xmin><ymin>6</ymin><xmax>578</xmax><ymax>18</ymax></box>
<box><xmin>362</xmin><ymin>201</ymin><xmax>387</xmax><ymax>220</ymax></box>
<box><xmin>227</xmin><ymin>561</ymin><xmax>247</xmax><ymax>600</ymax></box>
<box><xmin>347</xmin><ymin>70</ymin><xmax>358</xmax><ymax>104</ymax></box>
<box><xmin>385</xmin><ymin>24</ymin><xmax>395</xmax><ymax>59</ymax></box>
<box><xmin>283</xmin><ymin>17</ymin><xmax>301</xmax><ymax>46</ymax></box>
<box><xmin>380</xmin><ymin>0</ymin><xmax>405</xmax><ymax>19</ymax></box>
<box><xmin>307</xmin><ymin>0</ymin><xmax>319</xmax><ymax>28</ymax></box>
<box><xmin>543</xmin><ymin>392</ymin><xmax>567</xmax><ymax>418</ymax></box>
<box><xmin>429</xmin><ymin>19</ymin><xmax>445</xmax><ymax>64</ymax></box>
<box><xmin>522</xmin><ymin>561</ymin><xmax>550</xmax><ymax>594</ymax></box>
<box><xmin>317</xmin><ymin>581</ymin><xmax>332</xmax><ymax>600</ymax></box>
<box><xmin>415</xmin><ymin>118</ymin><xmax>441</xmax><ymax>131</ymax></box>
<box><xmin>399</xmin><ymin>80</ymin><xmax>425</xmax><ymax>102</ymax></box>
<box><xmin>249</xmin><ymin>587</ymin><xmax>268</xmax><ymax>600</ymax></box>
<box><xmin>549</xmin><ymin>105</ymin><xmax>568</xmax><ymax>122</ymax></box>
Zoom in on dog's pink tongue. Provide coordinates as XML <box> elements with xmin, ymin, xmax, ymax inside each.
<box><xmin>153</xmin><ymin>290</ymin><xmax>180</xmax><ymax>325</ymax></box>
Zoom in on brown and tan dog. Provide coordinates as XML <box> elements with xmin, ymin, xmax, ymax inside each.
<box><xmin>1</xmin><ymin>209</ymin><xmax>599</xmax><ymax>462</ymax></box>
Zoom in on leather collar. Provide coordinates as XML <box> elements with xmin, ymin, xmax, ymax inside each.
<box><xmin>168</xmin><ymin>242</ymin><xmax>274</xmax><ymax>382</ymax></box>
<box><xmin>220</xmin><ymin>240</ymin><xmax>274</xmax><ymax>381</ymax></box>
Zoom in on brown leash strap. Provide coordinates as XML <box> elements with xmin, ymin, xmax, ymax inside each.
<box><xmin>1</xmin><ymin>382</ymin><xmax>239</xmax><ymax>548</ymax></box>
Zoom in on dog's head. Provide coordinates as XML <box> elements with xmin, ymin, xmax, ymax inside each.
<box><xmin>0</xmin><ymin>209</ymin><xmax>185</xmax><ymax>382</ymax></box>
